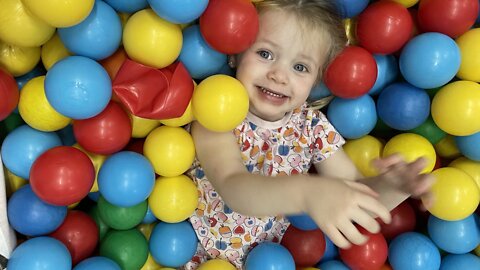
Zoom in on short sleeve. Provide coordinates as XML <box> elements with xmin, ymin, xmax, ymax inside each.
<box><xmin>307</xmin><ymin>109</ymin><xmax>345</xmax><ymax>164</ymax></box>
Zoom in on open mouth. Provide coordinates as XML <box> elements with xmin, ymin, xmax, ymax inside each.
<box><xmin>257</xmin><ymin>86</ymin><xmax>287</xmax><ymax>98</ymax></box>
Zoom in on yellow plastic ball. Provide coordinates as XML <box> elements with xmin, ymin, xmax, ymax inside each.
<box><xmin>41</xmin><ymin>33</ymin><xmax>71</xmax><ymax>70</ymax></box>
<box><xmin>434</xmin><ymin>135</ymin><xmax>461</xmax><ymax>159</ymax></box>
<box><xmin>148</xmin><ymin>175</ymin><xmax>198</xmax><ymax>223</ymax></box>
<box><xmin>5</xmin><ymin>169</ymin><xmax>27</xmax><ymax>197</ymax></box>
<box><xmin>138</xmin><ymin>223</ymin><xmax>155</xmax><ymax>240</ymax></box>
<box><xmin>0</xmin><ymin>41</ymin><xmax>41</xmax><ymax>77</ymax></box>
<box><xmin>475</xmin><ymin>244</ymin><xmax>480</xmax><ymax>256</ymax></box>
<box><xmin>456</xmin><ymin>28</ymin><xmax>480</xmax><ymax>82</ymax></box>
<box><xmin>344</xmin><ymin>135</ymin><xmax>384</xmax><ymax>177</ymax></box>
<box><xmin>449</xmin><ymin>157</ymin><xmax>480</xmax><ymax>190</ymax></box>
<box><xmin>383</xmin><ymin>133</ymin><xmax>436</xmax><ymax>174</ymax></box>
<box><xmin>198</xmin><ymin>259</ymin><xmax>236</xmax><ymax>270</ymax></box>
<box><xmin>423</xmin><ymin>167</ymin><xmax>479</xmax><ymax>221</ymax></box>
<box><xmin>21</xmin><ymin>0</ymin><xmax>94</xmax><ymax>27</ymax></box>
<box><xmin>343</xmin><ymin>18</ymin><xmax>358</xmax><ymax>46</ymax></box>
<box><xmin>141</xmin><ymin>253</ymin><xmax>162</xmax><ymax>270</ymax></box>
<box><xmin>144</xmin><ymin>126</ymin><xmax>195</xmax><ymax>177</ymax></box>
<box><xmin>391</xmin><ymin>0</ymin><xmax>419</xmax><ymax>8</ymax></box>
<box><xmin>159</xmin><ymin>100</ymin><xmax>194</xmax><ymax>127</ymax></box>
<box><xmin>18</xmin><ymin>76</ymin><xmax>71</xmax><ymax>132</ymax></box>
<box><xmin>431</xmin><ymin>80</ymin><xmax>480</xmax><ymax>136</ymax></box>
<box><xmin>73</xmin><ymin>144</ymin><xmax>106</xmax><ymax>193</ymax></box>
<box><xmin>130</xmin><ymin>114</ymin><xmax>160</xmax><ymax>138</ymax></box>
<box><xmin>0</xmin><ymin>0</ymin><xmax>55</xmax><ymax>47</ymax></box>
<box><xmin>123</xmin><ymin>9</ymin><xmax>182</xmax><ymax>69</ymax></box>
<box><xmin>192</xmin><ymin>75</ymin><xmax>249</xmax><ymax>132</ymax></box>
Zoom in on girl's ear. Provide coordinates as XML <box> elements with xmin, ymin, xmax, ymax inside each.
<box><xmin>228</xmin><ymin>55</ymin><xmax>236</xmax><ymax>68</ymax></box>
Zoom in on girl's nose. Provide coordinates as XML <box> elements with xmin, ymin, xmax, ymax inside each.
<box><xmin>267</xmin><ymin>65</ymin><xmax>288</xmax><ymax>84</ymax></box>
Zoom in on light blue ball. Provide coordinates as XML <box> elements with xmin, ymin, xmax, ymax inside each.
<box><xmin>319</xmin><ymin>236</ymin><xmax>338</xmax><ymax>263</ymax></box>
<box><xmin>142</xmin><ymin>205</ymin><xmax>158</xmax><ymax>224</ymax></box>
<box><xmin>8</xmin><ymin>237</ymin><xmax>71</xmax><ymax>270</ymax></box>
<box><xmin>179</xmin><ymin>25</ymin><xmax>227</xmax><ymax>79</ymax></box>
<box><xmin>368</xmin><ymin>54</ymin><xmax>398</xmax><ymax>96</ymax></box>
<box><xmin>286</xmin><ymin>213</ymin><xmax>318</xmax><ymax>230</ymax></box>
<box><xmin>327</xmin><ymin>95</ymin><xmax>377</xmax><ymax>139</ymax></box>
<box><xmin>245</xmin><ymin>242</ymin><xmax>295</xmax><ymax>270</ymax></box>
<box><xmin>308</xmin><ymin>82</ymin><xmax>332</xmax><ymax>102</ymax></box>
<box><xmin>440</xmin><ymin>254</ymin><xmax>480</xmax><ymax>270</ymax></box>
<box><xmin>1</xmin><ymin>125</ymin><xmax>62</xmax><ymax>179</ymax></box>
<box><xmin>335</xmin><ymin>0</ymin><xmax>369</xmax><ymax>18</ymax></box>
<box><xmin>74</xmin><ymin>256</ymin><xmax>121</xmax><ymax>270</ymax></box>
<box><xmin>98</xmin><ymin>151</ymin><xmax>155</xmax><ymax>207</ymax></box>
<box><xmin>455</xmin><ymin>132</ymin><xmax>480</xmax><ymax>161</ymax></box>
<box><xmin>428</xmin><ymin>214</ymin><xmax>480</xmax><ymax>254</ymax></box>
<box><xmin>103</xmin><ymin>0</ymin><xmax>148</xmax><ymax>13</ymax></box>
<box><xmin>389</xmin><ymin>232</ymin><xmax>441</xmax><ymax>270</ymax></box>
<box><xmin>148</xmin><ymin>0</ymin><xmax>209</xmax><ymax>24</ymax></box>
<box><xmin>58</xmin><ymin>0</ymin><xmax>122</xmax><ymax>60</ymax></box>
<box><xmin>318</xmin><ymin>260</ymin><xmax>350</xmax><ymax>270</ymax></box>
<box><xmin>45</xmin><ymin>56</ymin><xmax>112</xmax><ymax>120</ymax></box>
<box><xmin>400</xmin><ymin>32</ymin><xmax>460</xmax><ymax>89</ymax></box>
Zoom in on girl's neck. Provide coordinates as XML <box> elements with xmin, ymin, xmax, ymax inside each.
<box><xmin>246</xmin><ymin>110</ymin><xmax>293</xmax><ymax>129</ymax></box>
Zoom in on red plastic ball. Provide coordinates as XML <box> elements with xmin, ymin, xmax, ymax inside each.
<box><xmin>280</xmin><ymin>225</ymin><xmax>326</xmax><ymax>267</ymax></box>
<box><xmin>418</xmin><ymin>0</ymin><xmax>479</xmax><ymax>38</ymax></box>
<box><xmin>50</xmin><ymin>211</ymin><xmax>99</xmax><ymax>265</ymax></box>
<box><xmin>339</xmin><ymin>227</ymin><xmax>388</xmax><ymax>270</ymax></box>
<box><xmin>199</xmin><ymin>0</ymin><xmax>259</xmax><ymax>54</ymax></box>
<box><xmin>356</xmin><ymin>1</ymin><xmax>413</xmax><ymax>54</ymax></box>
<box><xmin>379</xmin><ymin>201</ymin><xmax>416</xmax><ymax>240</ymax></box>
<box><xmin>73</xmin><ymin>101</ymin><xmax>132</xmax><ymax>155</ymax></box>
<box><xmin>324</xmin><ymin>46</ymin><xmax>377</xmax><ymax>99</ymax></box>
<box><xmin>30</xmin><ymin>146</ymin><xmax>95</xmax><ymax>206</ymax></box>
<box><xmin>0</xmin><ymin>68</ymin><xmax>19</xmax><ymax>121</ymax></box>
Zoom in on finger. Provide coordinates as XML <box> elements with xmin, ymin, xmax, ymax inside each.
<box><xmin>410</xmin><ymin>174</ymin><xmax>436</xmax><ymax>197</ymax></box>
<box><xmin>372</xmin><ymin>154</ymin><xmax>405</xmax><ymax>172</ymax></box>
<box><xmin>420</xmin><ymin>191</ymin><xmax>435</xmax><ymax>210</ymax></box>
<box><xmin>407</xmin><ymin>157</ymin><xmax>428</xmax><ymax>174</ymax></box>
<box><xmin>351</xmin><ymin>209</ymin><xmax>381</xmax><ymax>234</ymax></box>
<box><xmin>321</xmin><ymin>225</ymin><xmax>351</xmax><ymax>249</ymax></box>
<box><xmin>358</xmin><ymin>195</ymin><xmax>392</xmax><ymax>224</ymax></box>
<box><xmin>337</xmin><ymin>221</ymin><xmax>368</xmax><ymax>246</ymax></box>
<box><xmin>345</xmin><ymin>181</ymin><xmax>379</xmax><ymax>197</ymax></box>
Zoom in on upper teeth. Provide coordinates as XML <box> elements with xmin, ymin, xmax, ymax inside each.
<box><xmin>261</xmin><ymin>87</ymin><xmax>284</xmax><ymax>98</ymax></box>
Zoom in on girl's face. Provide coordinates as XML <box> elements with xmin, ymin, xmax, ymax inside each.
<box><xmin>235</xmin><ymin>9</ymin><xmax>330</xmax><ymax>122</ymax></box>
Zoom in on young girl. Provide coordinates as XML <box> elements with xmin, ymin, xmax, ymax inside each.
<box><xmin>185</xmin><ymin>0</ymin><xmax>434</xmax><ymax>268</ymax></box>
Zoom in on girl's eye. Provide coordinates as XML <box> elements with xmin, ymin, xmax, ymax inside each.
<box><xmin>257</xmin><ymin>50</ymin><xmax>272</xmax><ymax>60</ymax></box>
<box><xmin>294</xmin><ymin>64</ymin><xmax>308</xmax><ymax>72</ymax></box>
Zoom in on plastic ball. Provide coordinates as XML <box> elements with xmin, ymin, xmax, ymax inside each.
<box><xmin>199</xmin><ymin>0</ymin><xmax>259</xmax><ymax>54</ymax></box>
<box><xmin>0</xmin><ymin>0</ymin><xmax>55</xmax><ymax>47</ymax></box>
<box><xmin>7</xmin><ymin>237</ymin><xmax>71</xmax><ymax>270</ymax></box>
<box><xmin>179</xmin><ymin>25</ymin><xmax>227</xmax><ymax>79</ymax></box>
<box><xmin>434</xmin><ymin>135</ymin><xmax>461</xmax><ymax>159</ymax></box>
<box><xmin>104</xmin><ymin>0</ymin><xmax>148</xmax><ymax>13</ymax></box>
<box><xmin>392</xmin><ymin>0</ymin><xmax>419</xmax><ymax>8</ymax></box>
<box><xmin>143</xmin><ymin>126</ymin><xmax>195</xmax><ymax>177</ymax></box>
<box><xmin>399</xmin><ymin>32</ymin><xmax>460</xmax><ymax>89</ymax></box>
<box><xmin>428</xmin><ymin>214</ymin><xmax>479</xmax><ymax>254</ymax></box>
<box><xmin>343</xmin><ymin>135</ymin><xmax>384</xmax><ymax>177</ymax></box>
<box><xmin>142</xmin><ymin>206</ymin><xmax>158</xmax><ymax>224</ymax></box>
<box><xmin>418</xmin><ymin>0</ymin><xmax>478</xmax><ymax>38</ymax></box>
<box><xmin>388</xmin><ymin>232</ymin><xmax>440</xmax><ymax>270</ymax></box>
<box><xmin>192</xmin><ymin>74</ymin><xmax>249</xmax><ymax>132</ymax></box>
<box><xmin>456</xmin><ymin>28</ymin><xmax>480</xmax><ymax>82</ymax></box>
<box><xmin>1</xmin><ymin>124</ymin><xmax>62</xmax><ymax>179</ymax></box>
<box><xmin>100</xmin><ymin>229</ymin><xmax>149</xmax><ymax>270</ymax></box>
<box><xmin>425</xmin><ymin>167</ymin><xmax>480</xmax><ymax>221</ymax></box>
<box><xmin>455</xmin><ymin>132</ymin><xmax>480</xmax><ymax>161</ymax></box>
<box><xmin>88</xmin><ymin>205</ymin><xmax>110</xmax><ymax>241</ymax></box>
<box><xmin>149</xmin><ymin>221</ymin><xmax>198</xmax><ymax>268</ymax></box>
<box><xmin>0</xmin><ymin>41</ymin><xmax>41</xmax><ymax>77</ymax></box>
<box><xmin>324</xmin><ymin>46</ymin><xmax>377</xmax><ymax>98</ymax></box>
<box><xmin>339</xmin><ymin>227</ymin><xmax>388</xmax><ymax>270</ymax></box>
<box><xmin>382</xmin><ymin>133</ymin><xmax>436</xmax><ymax>174</ymax></box>
<box><xmin>377</xmin><ymin>82</ymin><xmax>430</xmax><ymax>131</ymax></box>
<box><xmin>449</xmin><ymin>157</ymin><xmax>480</xmax><ymax>189</ymax></box>
<box><xmin>318</xmin><ymin>260</ymin><xmax>350</xmax><ymax>270</ymax></box>
<box><xmin>7</xmin><ymin>185</ymin><xmax>67</xmax><ymax>236</ymax></box>
<box><xmin>319</xmin><ymin>236</ymin><xmax>338</xmax><ymax>263</ymax></box>
<box><xmin>440</xmin><ymin>254</ymin><xmax>480</xmax><ymax>270</ymax></box>
<box><xmin>21</xmin><ymin>0</ymin><xmax>94</xmax><ymax>27</ymax></box>
<box><xmin>379</xmin><ymin>201</ymin><xmax>416</xmax><ymax>240</ymax></box>
<box><xmin>123</xmin><ymin>9</ymin><xmax>182</xmax><ymax>69</ymax></box>
<box><xmin>15</xmin><ymin>64</ymin><xmax>45</xmax><ymax>90</ymax></box>
<box><xmin>98</xmin><ymin>151</ymin><xmax>155</xmax><ymax>207</ymax></box>
<box><xmin>45</xmin><ymin>56</ymin><xmax>112</xmax><ymax>120</ymax></box>
<box><xmin>245</xmin><ymin>242</ymin><xmax>295</xmax><ymax>270</ymax></box>
<box><xmin>0</xmin><ymin>68</ymin><xmax>19</xmax><ymax>120</ymax></box>
<box><xmin>99</xmin><ymin>47</ymin><xmax>127</xmax><ymax>80</ymax></box>
<box><xmin>368</xmin><ymin>54</ymin><xmax>399</xmax><ymax>96</ymax></box>
<box><xmin>97</xmin><ymin>196</ymin><xmax>148</xmax><ymax>230</ymax></box>
<box><xmin>280</xmin><ymin>226</ymin><xmax>326</xmax><ymax>268</ymax></box>
<box><xmin>357</xmin><ymin>1</ymin><xmax>412</xmax><ymax>54</ymax></box>
<box><xmin>149</xmin><ymin>0</ymin><xmax>209</xmax><ymax>24</ymax></box>
<box><xmin>141</xmin><ymin>253</ymin><xmax>163</xmax><ymax>270</ymax></box>
<box><xmin>18</xmin><ymin>76</ymin><xmax>70</xmax><ymax>132</ymax></box>
<box><xmin>74</xmin><ymin>256</ymin><xmax>121</xmax><ymax>270</ymax></box>
<box><xmin>73</xmin><ymin>144</ymin><xmax>107</xmax><ymax>193</ymax></box>
<box><xmin>159</xmin><ymin>100</ymin><xmax>194</xmax><ymax>127</ymax></box>
<box><xmin>327</xmin><ymin>95</ymin><xmax>377</xmax><ymax>139</ymax></box>
<box><xmin>58</xmin><ymin>0</ymin><xmax>122</xmax><ymax>60</ymax></box>
<box><xmin>41</xmin><ymin>34</ymin><xmax>71</xmax><ymax>70</ymax></box>
<box><xmin>334</xmin><ymin>0</ymin><xmax>369</xmax><ymax>18</ymax></box>
<box><xmin>409</xmin><ymin>117</ymin><xmax>446</xmax><ymax>145</ymax></box>
<box><xmin>308</xmin><ymin>82</ymin><xmax>332</xmax><ymax>102</ymax></box>
<box><xmin>431</xmin><ymin>80</ymin><xmax>480</xmax><ymax>136</ymax></box>
<box><xmin>198</xmin><ymin>259</ymin><xmax>236</xmax><ymax>270</ymax></box>
<box><xmin>287</xmin><ymin>214</ymin><xmax>318</xmax><ymax>231</ymax></box>
<box><xmin>49</xmin><ymin>211</ymin><xmax>99</xmax><ymax>265</ymax></box>
<box><xmin>130</xmin><ymin>114</ymin><xmax>160</xmax><ymax>138</ymax></box>
<box><xmin>148</xmin><ymin>175</ymin><xmax>198</xmax><ymax>223</ymax></box>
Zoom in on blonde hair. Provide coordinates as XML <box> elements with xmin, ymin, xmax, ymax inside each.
<box><xmin>254</xmin><ymin>0</ymin><xmax>346</xmax><ymax>109</ymax></box>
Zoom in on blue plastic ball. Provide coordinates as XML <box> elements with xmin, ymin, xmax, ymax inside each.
<box><xmin>1</xmin><ymin>125</ymin><xmax>62</xmax><ymax>179</ymax></box>
<box><xmin>286</xmin><ymin>213</ymin><xmax>318</xmax><ymax>230</ymax></box>
<box><xmin>55</xmin><ymin>124</ymin><xmax>76</xmax><ymax>146</ymax></box>
<box><xmin>440</xmin><ymin>254</ymin><xmax>480</xmax><ymax>270</ymax></box>
<box><xmin>368</xmin><ymin>54</ymin><xmax>398</xmax><ymax>96</ymax></box>
<box><xmin>149</xmin><ymin>221</ymin><xmax>198</xmax><ymax>268</ymax></box>
<box><xmin>427</xmin><ymin>214</ymin><xmax>480</xmax><ymax>254</ymax></box>
<box><xmin>455</xmin><ymin>132</ymin><xmax>480</xmax><ymax>161</ymax></box>
<box><xmin>74</xmin><ymin>256</ymin><xmax>121</xmax><ymax>270</ymax></box>
<box><xmin>377</xmin><ymin>82</ymin><xmax>430</xmax><ymax>131</ymax></box>
<box><xmin>308</xmin><ymin>82</ymin><xmax>332</xmax><ymax>102</ymax></box>
<box><xmin>389</xmin><ymin>232</ymin><xmax>441</xmax><ymax>270</ymax></box>
<box><xmin>58</xmin><ymin>1</ymin><xmax>122</xmax><ymax>60</ymax></box>
<box><xmin>318</xmin><ymin>260</ymin><xmax>350</xmax><ymax>270</ymax></box>
<box><xmin>179</xmin><ymin>25</ymin><xmax>227</xmax><ymax>79</ymax></box>
<box><xmin>7</xmin><ymin>185</ymin><xmax>67</xmax><ymax>236</ymax></box>
<box><xmin>335</xmin><ymin>0</ymin><xmax>369</xmax><ymax>18</ymax></box>
<box><xmin>245</xmin><ymin>242</ymin><xmax>295</xmax><ymax>270</ymax></box>
<box><xmin>142</xmin><ymin>205</ymin><xmax>158</xmax><ymax>224</ymax></box>
<box><xmin>45</xmin><ymin>56</ymin><xmax>112</xmax><ymax>120</ymax></box>
<box><xmin>399</xmin><ymin>32</ymin><xmax>460</xmax><ymax>89</ymax></box>
<box><xmin>148</xmin><ymin>0</ymin><xmax>209</xmax><ymax>24</ymax></box>
<box><xmin>15</xmin><ymin>64</ymin><xmax>46</xmax><ymax>90</ymax></box>
<box><xmin>327</xmin><ymin>95</ymin><xmax>377</xmax><ymax>139</ymax></box>
<box><xmin>98</xmin><ymin>151</ymin><xmax>155</xmax><ymax>208</ymax></box>
<box><xmin>319</xmin><ymin>236</ymin><xmax>338</xmax><ymax>263</ymax></box>
<box><xmin>7</xmin><ymin>237</ymin><xmax>71</xmax><ymax>270</ymax></box>
<box><xmin>103</xmin><ymin>0</ymin><xmax>148</xmax><ymax>13</ymax></box>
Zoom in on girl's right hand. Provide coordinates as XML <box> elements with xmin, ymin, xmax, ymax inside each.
<box><xmin>301</xmin><ymin>177</ymin><xmax>391</xmax><ymax>249</ymax></box>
